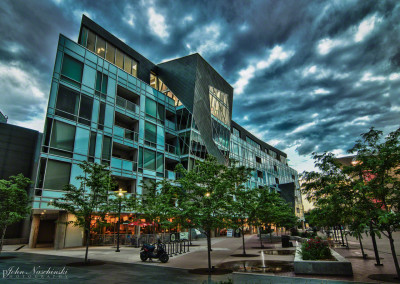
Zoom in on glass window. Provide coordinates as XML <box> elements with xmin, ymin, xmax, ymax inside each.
<box><xmin>116</xmin><ymin>49</ymin><xmax>124</xmax><ymax>69</ymax></box>
<box><xmin>96</xmin><ymin>71</ymin><xmax>108</xmax><ymax>95</ymax></box>
<box><xmin>156</xmin><ymin>152</ymin><xmax>164</xmax><ymax>173</ymax></box>
<box><xmin>132</xmin><ymin>60</ymin><xmax>138</xmax><ymax>77</ymax></box>
<box><xmin>145</xmin><ymin>98</ymin><xmax>157</xmax><ymax>118</ymax></box>
<box><xmin>98</xmin><ymin>102</ymin><xmax>106</xmax><ymax>129</ymax></box>
<box><xmin>145</xmin><ymin>122</ymin><xmax>157</xmax><ymax>144</ymax></box>
<box><xmin>143</xmin><ymin>149</ymin><xmax>156</xmax><ymax>171</ymax></box>
<box><xmin>49</xmin><ymin>120</ymin><xmax>75</xmax><ymax>158</ymax></box>
<box><xmin>124</xmin><ymin>56</ymin><xmax>132</xmax><ymax>73</ymax></box>
<box><xmin>79</xmin><ymin>27</ymin><xmax>88</xmax><ymax>46</ymax></box>
<box><xmin>106</xmin><ymin>42</ymin><xmax>116</xmax><ymax>64</ymax></box>
<box><xmin>55</xmin><ymin>85</ymin><xmax>79</xmax><ymax>121</ymax></box>
<box><xmin>78</xmin><ymin>95</ymin><xmax>93</xmax><ymax>126</ymax></box>
<box><xmin>43</xmin><ymin>160</ymin><xmax>71</xmax><ymax>191</ymax></box>
<box><xmin>61</xmin><ymin>55</ymin><xmax>83</xmax><ymax>86</ymax></box>
<box><xmin>102</xmin><ymin>136</ymin><xmax>112</xmax><ymax>161</ymax></box>
<box><xmin>138</xmin><ymin>147</ymin><xmax>143</xmax><ymax>169</ymax></box>
<box><xmin>232</xmin><ymin>127</ymin><xmax>240</xmax><ymax>137</ymax></box>
<box><xmin>89</xmin><ymin>131</ymin><xmax>96</xmax><ymax>161</ymax></box>
<box><xmin>157</xmin><ymin>103</ymin><xmax>165</xmax><ymax>122</ymax></box>
<box><xmin>95</xmin><ymin>36</ymin><xmax>106</xmax><ymax>58</ymax></box>
<box><xmin>86</xmin><ymin>30</ymin><xmax>96</xmax><ymax>52</ymax></box>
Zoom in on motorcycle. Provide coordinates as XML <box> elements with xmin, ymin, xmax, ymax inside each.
<box><xmin>140</xmin><ymin>241</ymin><xmax>169</xmax><ymax>263</ymax></box>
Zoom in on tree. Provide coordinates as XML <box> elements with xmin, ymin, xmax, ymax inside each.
<box><xmin>226</xmin><ymin>161</ymin><xmax>254</xmax><ymax>256</ymax></box>
<box><xmin>171</xmin><ymin>155</ymin><xmax>232</xmax><ymax>273</ymax></box>
<box><xmin>348</xmin><ymin>127</ymin><xmax>400</xmax><ymax>278</ymax></box>
<box><xmin>0</xmin><ymin>174</ymin><xmax>31</xmax><ymax>254</ymax></box>
<box><xmin>52</xmin><ymin>161</ymin><xmax>113</xmax><ymax>264</ymax></box>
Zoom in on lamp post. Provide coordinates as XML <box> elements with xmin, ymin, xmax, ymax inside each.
<box><xmin>115</xmin><ymin>188</ymin><xmax>127</xmax><ymax>252</ymax></box>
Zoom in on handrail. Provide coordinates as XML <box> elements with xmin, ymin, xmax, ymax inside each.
<box><xmin>116</xmin><ymin>95</ymin><xmax>139</xmax><ymax>113</ymax></box>
<box><xmin>114</xmin><ymin>125</ymin><xmax>138</xmax><ymax>142</ymax></box>
<box><xmin>166</xmin><ymin>144</ymin><xmax>177</xmax><ymax>155</ymax></box>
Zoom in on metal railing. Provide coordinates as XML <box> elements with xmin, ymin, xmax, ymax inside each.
<box><xmin>165</xmin><ymin>119</ymin><xmax>176</xmax><ymax>130</ymax></box>
<box><xmin>166</xmin><ymin>144</ymin><xmax>178</xmax><ymax>155</ymax></box>
<box><xmin>116</xmin><ymin>96</ymin><xmax>139</xmax><ymax>113</ymax></box>
<box><xmin>114</xmin><ymin>126</ymin><xmax>138</xmax><ymax>142</ymax></box>
<box><xmin>111</xmin><ymin>157</ymin><xmax>138</xmax><ymax>172</ymax></box>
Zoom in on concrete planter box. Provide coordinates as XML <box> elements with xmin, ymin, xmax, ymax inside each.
<box><xmin>294</xmin><ymin>248</ymin><xmax>353</xmax><ymax>276</ymax></box>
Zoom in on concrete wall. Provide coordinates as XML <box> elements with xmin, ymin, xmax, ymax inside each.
<box><xmin>64</xmin><ymin>214</ymin><xmax>84</xmax><ymax>248</ymax></box>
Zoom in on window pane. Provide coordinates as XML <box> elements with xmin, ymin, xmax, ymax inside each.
<box><xmin>106</xmin><ymin>42</ymin><xmax>116</xmax><ymax>63</ymax></box>
<box><xmin>124</xmin><ymin>56</ymin><xmax>132</xmax><ymax>73</ymax></box>
<box><xmin>95</xmin><ymin>36</ymin><xmax>106</xmax><ymax>58</ymax></box>
<box><xmin>156</xmin><ymin>153</ymin><xmax>164</xmax><ymax>173</ymax></box>
<box><xmin>43</xmin><ymin>160</ymin><xmax>71</xmax><ymax>191</ymax></box>
<box><xmin>144</xmin><ymin>149</ymin><xmax>156</xmax><ymax>171</ymax></box>
<box><xmin>87</xmin><ymin>30</ymin><xmax>96</xmax><ymax>52</ymax></box>
<box><xmin>116</xmin><ymin>49</ymin><xmax>124</xmax><ymax>69</ymax></box>
<box><xmin>55</xmin><ymin>85</ymin><xmax>79</xmax><ymax>120</ymax></box>
<box><xmin>145</xmin><ymin>98</ymin><xmax>157</xmax><ymax>117</ymax></box>
<box><xmin>132</xmin><ymin>60</ymin><xmax>138</xmax><ymax>77</ymax></box>
<box><xmin>61</xmin><ymin>55</ymin><xmax>83</xmax><ymax>84</ymax></box>
<box><xmin>96</xmin><ymin>71</ymin><xmax>102</xmax><ymax>92</ymax></box>
<box><xmin>145</xmin><ymin>122</ymin><xmax>157</xmax><ymax>144</ymax></box>
<box><xmin>157</xmin><ymin>103</ymin><xmax>165</xmax><ymax>122</ymax></box>
<box><xmin>89</xmin><ymin>131</ymin><xmax>96</xmax><ymax>157</ymax></box>
<box><xmin>50</xmin><ymin>120</ymin><xmax>75</xmax><ymax>157</ymax></box>
<box><xmin>79</xmin><ymin>27</ymin><xmax>88</xmax><ymax>47</ymax></box>
<box><xmin>138</xmin><ymin>147</ymin><xmax>143</xmax><ymax>168</ymax></box>
<box><xmin>102</xmin><ymin>136</ymin><xmax>112</xmax><ymax>161</ymax></box>
<box><xmin>98</xmin><ymin>102</ymin><xmax>106</xmax><ymax>126</ymax></box>
<box><xmin>101</xmin><ymin>74</ymin><xmax>108</xmax><ymax>94</ymax></box>
<box><xmin>78</xmin><ymin>95</ymin><xmax>93</xmax><ymax>125</ymax></box>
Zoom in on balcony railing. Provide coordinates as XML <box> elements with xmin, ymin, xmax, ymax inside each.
<box><xmin>165</xmin><ymin>119</ymin><xmax>176</xmax><ymax>130</ymax></box>
<box><xmin>116</xmin><ymin>96</ymin><xmax>139</xmax><ymax>114</ymax></box>
<box><xmin>111</xmin><ymin>157</ymin><xmax>138</xmax><ymax>172</ymax></box>
<box><xmin>165</xmin><ymin>170</ymin><xmax>176</xmax><ymax>180</ymax></box>
<box><xmin>166</xmin><ymin>144</ymin><xmax>178</xmax><ymax>155</ymax></box>
<box><xmin>114</xmin><ymin>126</ymin><xmax>138</xmax><ymax>142</ymax></box>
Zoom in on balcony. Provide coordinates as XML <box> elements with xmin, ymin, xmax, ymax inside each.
<box><xmin>111</xmin><ymin>157</ymin><xmax>138</xmax><ymax>173</ymax></box>
<box><xmin>116</xmin><ymin>95</ymin><xmax>139</xmax><ymax>114</ymax></box>
<box><xmin>165</xmin><ymin>119</ymin><xmax>176</xmax><ymax>131</ymax></box>
<box><xmin>165</xmin><ymin>170</ymin><xmax>176</xmax><ymax>180</ymax></box>
<box><xmin>166</xmin><ymin>144</ymin><xmax>178</xmax><ymax>155</ymax></box>
<box><xmin>114</xmin><ymin>125</ymin><xmax>138</xmax><ymax>142</ymax></box>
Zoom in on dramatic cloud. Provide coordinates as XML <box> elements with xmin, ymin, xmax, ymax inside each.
<box><xmin>0</xmin><ymin>0</ymin><xmax>399</xmax><ymax>173</ymax></box>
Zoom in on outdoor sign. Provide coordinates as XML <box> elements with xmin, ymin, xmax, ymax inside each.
<box><xmin>227</xmin><ymin>229</ymin><xmax>234</xmax><ymax>237</ymax></box>
<box><xmin>179</xmin><ymin>232</ymin><xmax>189</xmax><ymax>240</ymax></box>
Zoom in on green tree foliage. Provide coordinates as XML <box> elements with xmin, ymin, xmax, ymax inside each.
<box><xmin>348</xmin><ymin>127</ymin><xmax>400</xmax><ymax>278</ymax></box>
<box><xmin>52</xmin><ymin>161</ymin><xmax>113</xmax><ymax>263</ymax></box>
<box><xmin>0</xmin><ymin>174</ymin><xmax>31</xmax><ymax>253</ymax></box>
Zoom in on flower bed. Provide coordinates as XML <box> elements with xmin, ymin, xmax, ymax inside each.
<box><xmin>300</xmin><ymin>237</ymin><xmax>334</xmax><ymax>260</ymax></box>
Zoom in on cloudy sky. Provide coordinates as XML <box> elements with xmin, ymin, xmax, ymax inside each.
<box><xmin>1</xmin><ymin>0</ymin><xmax>399</xmax><ymax>173</ymax></box>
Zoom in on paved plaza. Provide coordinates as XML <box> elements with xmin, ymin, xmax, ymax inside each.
<box><xmin>0</xmin><ymin>234</ymin><xmax>399</xmax><ymax>283</ymax></box>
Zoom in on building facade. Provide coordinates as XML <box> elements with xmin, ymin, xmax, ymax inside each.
<box><xmin>29</xmin><ymin>16</ymin><xmax>303</xmax><ymax>248</ymax></box>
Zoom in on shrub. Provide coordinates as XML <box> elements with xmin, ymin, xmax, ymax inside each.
<box><xmin>300</xmin><ymin>237</ymin><xmax>333</xmax><ymax>260</ymax></box>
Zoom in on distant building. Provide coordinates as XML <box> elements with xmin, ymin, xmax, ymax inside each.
<box><xmin>0</xmin><ymin>122</ymin><xmax>42</xmax><ymax>243</ymax></box>
<box><xmin>28</xmin><ymin>15</ymin><xmax>304</xmax><ymax>248</ymax></box>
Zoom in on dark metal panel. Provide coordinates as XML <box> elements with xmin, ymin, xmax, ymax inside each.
<box><xmin>231</xmin><ymin>120</ymin><xmax>287</xmax><ymax>158</ymax></box>
<box><xmin>79</xmin><ymin>15</ymin><xmax>156</xmax><ymax>84</ymax></box>
<box><xmin>278</xmin><ymin>182</ymin><xmax>296</xmax><ymax>208</ymax></box>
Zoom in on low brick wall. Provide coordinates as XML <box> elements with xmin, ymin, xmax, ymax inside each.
<box><xmin>294</xmin><ymin>248</ymin><xmax>353</xmax><ymax>276</ymax></box>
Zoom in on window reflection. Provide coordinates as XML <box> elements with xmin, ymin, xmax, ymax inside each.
<box><xmin>105</xmin><ymin>42</ymin><xmax>116</xmax><ymax>63</ymax></box>
<box><xmin>209</xmin><ymin>86</ymin><xmax>230</xmax><ymax>126</ymax></box>
<box><xmin>96</xmin><ymin>37</ymin><xmax>106</xmax><ymax>58</ymax></box>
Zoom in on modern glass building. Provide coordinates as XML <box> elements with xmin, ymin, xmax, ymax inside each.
<box><xmin>28</xmin><ymin>15</ymin><xmax>304</xmax><ymax>249</ymax></box>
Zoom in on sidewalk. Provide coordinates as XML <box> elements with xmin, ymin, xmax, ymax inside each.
<box><xmin>1</xmin><ymin>234</ymin><xmax>398</xmax><ymax>283</ymax></box>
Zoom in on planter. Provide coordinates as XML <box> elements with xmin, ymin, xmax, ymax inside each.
<box><xmin>294</xmin><ymin>248</ymin><xmax>353</xmax><ymax>276</ymax></box>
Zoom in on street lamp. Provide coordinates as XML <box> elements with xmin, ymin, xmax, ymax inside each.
<box><xmin>115</xmin><ymin>188</ymin><xmax>127</xmax><ymax>252</ymax></box>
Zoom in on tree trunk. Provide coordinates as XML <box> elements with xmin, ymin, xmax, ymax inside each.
<box><xmin>358</xmin><ymin>234</ymin><xmax>367</xmax><ymax>259</ymax></box>
<box><xmin>333</xmin><ymin>227</ymin><xmax>337</xmax><ymax>242</ymax></box>
<box><xmin>241</xmin><ymin>226</ymin><xmax>246</xmax><ymax>255</ymax></box>
<box><xmin>84</xmin><ymin>226</ymin><xmax>90</xmax><ymax>264</ymax></box>
<box><xmin>388</xmin><ymin>230</ymin><xmax>400</xmax><ymax>279</ymax></box>
<box><xmin>259</xmin><ymin>227</ymin><xmax>264</xmax><ymax>248</ymax></box>
<box><xmin>189</xmin><ymin>228</ymin><xmax>192</xmax><ymax>245</ymax></box>
<box><xmin>207</xmin><ymin>229</ymin><xmax>212</xmax><ymax>273</ymax></box>
<box><xmin>370</xmin><ymin>222</ymin><xmax>382</xmax><ymax>266</ymax></box>
<box><xmin>0</xmin><ymin>226</ymin><xmax>7</xmax><ymax>254</ymax></box>
<box><xmin>339</xmin><ymin>225</ymin><xmax>345</xmax><ymax>245</ymax></box>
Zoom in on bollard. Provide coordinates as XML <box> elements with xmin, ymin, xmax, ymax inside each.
<box><xmin>183</xmin><ymin>240</ymin><xmax>186</xmax><ymax>253</ymax></box>
<box><xmin>175</xmin><ymin>241</ymin><xmax>179</xmax><ymax>255</ymax></box>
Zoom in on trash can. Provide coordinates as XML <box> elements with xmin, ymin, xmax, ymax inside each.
<box><xmin>282</xmin><ymin>235</ymin><xmax>290</xmax><ymax>248</ymax></box>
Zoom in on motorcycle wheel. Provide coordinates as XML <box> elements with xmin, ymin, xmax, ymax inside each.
<box><xmin>159</xmin><ymin>253</ymin><xmax>169</xmax><ymax>263</ymax></box>
<box><xmin>140</xmin><ymin>252</ymin><xmax>148</xmax><ymax>262</ymax></box>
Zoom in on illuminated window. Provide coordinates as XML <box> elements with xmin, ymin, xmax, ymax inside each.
<box><xmin>209</xmin><ymin>86</ymin><xmax>229</xmax><ymax>126</ymax></box>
